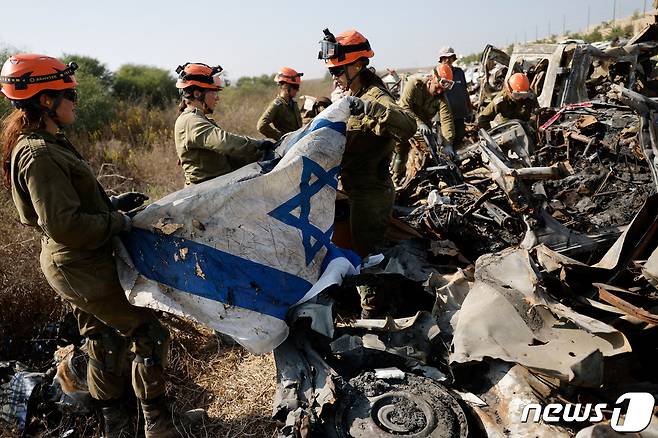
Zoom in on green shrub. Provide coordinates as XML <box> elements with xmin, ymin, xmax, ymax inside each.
<box><xmin>460</xmin><ymin>52</ymin><xmax>482</xmax><ymax>64</ymax></box>
<box><xmin>236</xmin><ymin>74</ymin><xmax>276</xmax><ymax>88</ymax></box>
<box><xmin>113</xmin><ymin>64</ymin><xmax>177</xmax><ymax>107</ymax></box>
<box><xmin>0</xmin><ymin>45</ymin><xmax>16</xmax><ymax>118</ymax></box>
<box><xmin>61</xmin><ymin>54</ymin><xmax>114</xmax><ymax>87</ymax></box>
<box><xmin>70</xmin><ymin>70</ymin><xmax>116</xmax><ymax>136</ymax></box>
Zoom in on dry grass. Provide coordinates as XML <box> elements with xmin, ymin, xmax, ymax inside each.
<box><xmin>218</xmin><ymin>78</ymin><xmax>333</xmax><ymax>138</ymax></box>
<box><xmin>165</xmin><ymin>317</ymin><xmax>277</xmax><ymax>437</ymax></box>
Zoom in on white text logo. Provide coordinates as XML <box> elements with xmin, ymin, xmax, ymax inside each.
<box><xmin>521</xmin><ymin>392</ymin><xmax>655</xmax><ymax>433</ymax></box>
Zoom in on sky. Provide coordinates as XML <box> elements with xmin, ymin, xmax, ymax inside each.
<box><xmin>0</xmin><ymin>0</ymin><xmax>650</xmax><ymax>80</ymax></box>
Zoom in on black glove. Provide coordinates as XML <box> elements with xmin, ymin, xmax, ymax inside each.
<box><xmin>345</xmin><ymin>96</ymin><xmax>367</xmax><ymax>115</ymax></box>
<box><xmin>110</xmin><ymin>192</ymin><xmax>149</xmax><ymax>212</ymax></box>
<box><xmin>256</xmin><ymin>139</ymin><xmax>275</xmax><ymax>151</ymax></box>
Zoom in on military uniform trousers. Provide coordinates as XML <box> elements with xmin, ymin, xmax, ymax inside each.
<box><xmin>40</xmin><ymin>242</ymin><xmax>170</xmax><ymax>401</ymax></box>
<box><xmin>344</xmin><ymin>177</ymin><xmax>395</xmax><ymax>311</ymax></box>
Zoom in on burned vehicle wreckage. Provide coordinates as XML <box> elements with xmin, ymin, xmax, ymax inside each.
<box><xmin>270</xmin><ymin>23</ymin><xmax>658</xmax><ymax>438</ymax></box>
<box><xmin>3</xmin><ymin>23</ymin><xmax>658</xmax><ymax>438</ymax></box>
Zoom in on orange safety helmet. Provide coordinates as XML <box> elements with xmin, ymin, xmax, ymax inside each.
<box><xmin>507</xmin><ymin>73</ymin><xmax>530</xmax><ymax>92</ymax></box>
<box><xmin>0</xmin><ymin>54</ymin><xmax>78</xmax><ymax>101</ymax></box>
<box><xmin>175</xmin><ymin>63</ymin><xmax>224</xmax><ymax>91</ymax></box>
<box><xmin>318</xmin><ymin>28</ymin><xmax>375</xmax><ymax>67</ymax></box>
<box><xmin>432</xmin><ymin>63</ymin><xmax>455</xmax><ymax>91</ymax></box>
<box><xmin>275</xmin><ymin>67</ymin><xmax>303</xmax><ymax>86</ymax></box>
<box><xmin>433</xmin><ymin>63</ymin><xmax>454</xmax><ymax>81</ymax></box>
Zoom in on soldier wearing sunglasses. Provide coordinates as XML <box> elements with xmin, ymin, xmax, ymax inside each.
<box><xmin>318</xmin><ymin>28</ymin><xmax>416</xmax><ymax>318</ymax></box>
<box><xmin>0</xmin><ymin>54</ymin><xmax>177</xmax><ymax>437</ymax></box>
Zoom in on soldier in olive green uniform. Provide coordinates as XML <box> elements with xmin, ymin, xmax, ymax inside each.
<box><xmin>1</xmin><ymin>54</ymin><xmax>178</xmax><ymax>438</ymax></box>
<box><xmin>394</xmin><ymin>64</ymin><xmax>457</xmax><ymax>185</ymax></box>
<box><xmin>319</xmin><ymin>29</ymin><xmax>415</xmax><ymax>316</ymax></box>
<box><xmin>477</xmin><ymin>72</ymin><xmax>539</xmax><ymax>131</ymax></box>
<box><xmin>257</xmin><ymin>67</ymin><xmax>304</xmax><ymax>140</ymax></box>
<box><xmin>302</xmin><ymin>96</ymin><xmax>332</xmax><ymax>124</ymax></box>
<box><xmin>174</xmin><ymin>63</ymin><xmax>272</xmax><ymax>185</ymax></box>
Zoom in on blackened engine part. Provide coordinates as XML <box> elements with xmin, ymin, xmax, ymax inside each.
<box><xmin>327</xmin><ymin>372</ymin><xmax>468</xmax><ymax>437</ymax></box>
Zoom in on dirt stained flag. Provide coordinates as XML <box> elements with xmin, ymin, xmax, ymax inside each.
<box><xmin>115</xmin><ymin>99</ymin><xmax>360</xmax><ymax>354</ymax></box>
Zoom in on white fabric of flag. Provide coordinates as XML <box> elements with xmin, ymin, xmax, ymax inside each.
<box><xmin>115</xmin><ymin>99</ymin><xmax>360</xmax><ymax>354</ymax></box>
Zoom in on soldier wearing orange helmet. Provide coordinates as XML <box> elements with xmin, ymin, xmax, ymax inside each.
<box><xmin>319</xmin><ymin>28</ymin><xmax>416</xmax><ymax>317</ymax></box>
<box><xmin>477</xmin><ymin>72</ymin><xmax>539</xmax><ymax>131</ymax></box>
<box><xmin>394</xmin><ymin>63</ymin><xmax>457</xmax><ymax>184</ymax></box>
<box><xmin>174</xmin><ymin>62</ymin><xmax>272</xmax><ymax>185</ymax></box>
<box><xmin>257</xmin><ymin>67</ymin><xmax>304</xmax><ymax>140</ymax></box>
<box><xmin>0</xmin><ymin>54</ymin><xmax>177</xmax><ymax>437</ymax></box>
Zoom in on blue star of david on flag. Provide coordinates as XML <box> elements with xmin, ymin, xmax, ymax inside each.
<box><xmin>268</xmin><ymin>156</ymin><xmax>341</xmax><ymax>266</ymax></box>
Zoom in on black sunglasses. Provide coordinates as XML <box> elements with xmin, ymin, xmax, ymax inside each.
<box><xmin>62</xmin><ymin>88</ymin><xmax>78</xmax><ymax>103</ymax></box>
<box><xmin>328</xmin><ymin>66</ymin><xmax>346</xmax><ymax>77</ymax></box>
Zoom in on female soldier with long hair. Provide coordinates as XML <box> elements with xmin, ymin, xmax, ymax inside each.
<box><xmin>318</xmin><ymin>29</ymin><xmax>416</xmax><ymax>317</ymax></box>
<box><xmin>1</xmin><ymin>54</ymin><xmax>178</xmax><ymax>438</ymax></box>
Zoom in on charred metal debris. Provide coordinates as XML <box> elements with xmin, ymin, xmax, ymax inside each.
<box><xmin>272</xmin><ymin>22</ymin><xmax>658</xmax><ymax>438</ymax></box>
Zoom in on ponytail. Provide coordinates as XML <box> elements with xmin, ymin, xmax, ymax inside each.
<box><xmin>1</xmin><ymin>105</ymin><xmax>44</xmax><ymax>189</ymax></box>
<box><xmin>359</xmin><ymin>64</ymin><xmax>394</xmax><ymax>98</ymax></box>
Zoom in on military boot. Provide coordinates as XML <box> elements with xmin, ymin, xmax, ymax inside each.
<box><xmin>101</xmin><ymin>401</ymin><xmax>135</xmax><ymax>438</ymax></box>
<box><xmin>141</xmin><ymin>396</ymin><xmax>180</xmax><ymax>438</ymax></box>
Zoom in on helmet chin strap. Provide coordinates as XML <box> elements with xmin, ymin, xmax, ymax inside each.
<box><xmin>40</xmin><ymin>92</ymin><xmax>65</xmax><ymax>128</ymax></box>
<box><xmin>343</xmin><ymin>66</ymin><xmax>363</xmax><ymax>93</ymax></box>
<box><xmin>193</xmin><ymin>90</ymin><xmax>213</xmax><ymax>114</ymax></box>
<box><xmin>201</xmin><ymin>98</ymin><xmax>212</xmax><ymax>114</ymax></box>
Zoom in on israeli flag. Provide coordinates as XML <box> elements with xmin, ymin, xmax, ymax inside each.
<box><xmin>115</xmin><ymin>99</ymin><xmax>360</xmax><ymax>354</ymax></box>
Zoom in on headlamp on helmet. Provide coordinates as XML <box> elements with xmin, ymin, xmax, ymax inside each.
<box><xmin>318</xmin><ymin>28</ymin><xmax>373</xmax><ymax>65</ymax></box>
<box><xmin>318</xmin><ymin>29</ymin><xmax>339</xmax><ymax>60</ymax></box>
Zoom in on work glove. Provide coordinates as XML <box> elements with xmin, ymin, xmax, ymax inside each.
<box><xmin>110</xmin><ymin>192</ymin><xmax>149</xmax><ymax>212</ymax></box>
<box><xmin>345</xmin><ymin>96</ymin><xmax>367</xmax><ymax>115</ymax></box>
<box><xmin>255</xmin><ymin>139</ymin><xmax>275</xmax><ymax>151</ymax></box>
<box><xmin>256</xmin><ymin>139</ymin><xmax>277</xmax><ymax>161</ymax></box>
<box><xmin>442</xmin><ymin>143</ymin><xmax>456</xmax><ymax>160</ymax></box>
<box><xmin>417</xmin><ymin>122</ymin><xmax>432</xmax><ymax>137</ymax></box>
<box><xmin>121</xmin><ymin>213</ymin><xmax>132</xmax><ymax>233</ymax></box>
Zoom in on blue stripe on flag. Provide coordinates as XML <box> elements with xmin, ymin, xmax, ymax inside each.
<box><xmin>321</xmin><ymin>244</ymin><xmax>362</xmax><ymax>273</ymax></box>
<box><xmin>122</xmin><ymin>228</ymin><xmax>312</xmax><ymax>320</ymax></box>
<box><xmin>283</xmin><ymin>117</ymin><xmax>346</xmax><ymax>149</ymax></box>
<box><xmin>308</xmin><ymin>118</ymin><xmax>346</xmax><ymax>135</ymax></box>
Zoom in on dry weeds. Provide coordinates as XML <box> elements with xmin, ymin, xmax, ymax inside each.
<box><xmin>165</xmin><ymin>317</ymin><xmax>278</xmax><ymax>437</ymax></box>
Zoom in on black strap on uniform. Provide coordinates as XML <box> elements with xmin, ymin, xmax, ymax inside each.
<box><xmin>0</xmin><ymin>63</ymin><xmax>78</xmax><ymax>90</ymax></box>
<box><xmin>133</xmin><ymin>353</ymin><xmax>157</xmax><ymax>367</ymax></box>
<box><xmin>88</xmin><ymin>356</ymin><xmax>106</xmax><ymax>371</ymax></box>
